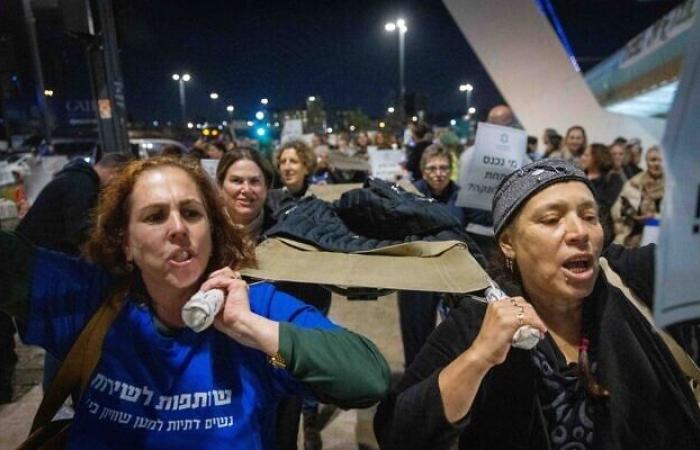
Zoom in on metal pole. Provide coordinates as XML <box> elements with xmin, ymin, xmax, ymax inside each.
<box><xmin>90</xmin><ymin>0</ymin><xmax>129</xmax><ymax>155</ymax></box>
<box><xmin>398</xmin><ymin>30</ymin><xmax>405</xmax><ymax>118</ymax></box>
<box><xmin>178</xmin><ymin>79</ymin><xmax>186</xmax><ymax>125</ymax></box>
<box><xmin>21</xmin><ymin>0</ymin><xmax>52</xmax><ymax>142</ymax></box>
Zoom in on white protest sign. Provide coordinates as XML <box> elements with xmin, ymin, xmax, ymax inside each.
<box><xmin>456</xmin><ymin>122</ymin><xmax>528</xmax><ymax>210</ymax></box>
<box><xmin>655</xmin><ymin>13</ymin><xmax>700</xmax><ymax>328</ymax></box>
<box><xmin>368</xmin><ymin>147</ymin><xmax>404</xmax><ymax>181</ymax></box>
<box><xmin>200</xmin><ymin>159</ymin><xmax>219</xmax><ymax>182</ymax></box>
<box><xmin>281</xmin><ymin>119</ymin><xmax>303</xmax><ymax>144</ymax></box>
<box><xmin>23</xmin><ymin>156</ymin><xmax>69</xmax><ymax>204</ymax></box>
<box><xmin>0</xmin><ymin>163</ymin><xmax>14</xmax><ymax>187</ymax></box>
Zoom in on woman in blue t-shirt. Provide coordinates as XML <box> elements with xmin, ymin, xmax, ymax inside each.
<box><xmin>1</xmin><ymin>156</ymin><xmax>390</xmax><ymax>449</ymax></box>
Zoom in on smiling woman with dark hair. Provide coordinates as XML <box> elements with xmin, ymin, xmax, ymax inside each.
<box><xmin>0</xmin><ymin>156</ymin><xmax>390</xmax><ymax>449</ymax></box>
<box><xmin>375</xmin><ymin>159</ymin><xmax>700</xmax><ymax>450</ymax></box>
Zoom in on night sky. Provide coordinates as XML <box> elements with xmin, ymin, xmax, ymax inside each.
<box><xmin>115</xmin><ymin>0</ymin><xmax>684</xmax><ymax>125</ymax></box>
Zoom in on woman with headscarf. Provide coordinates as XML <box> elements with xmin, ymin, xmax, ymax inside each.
<box><xmin>374</xmin><ymin>158</ymin><xmax>700</xmax><ymax>449</ymax></box>
<box><xmin>611</xmin><ymin>146</ymin><xmax>664</xmax><ymax>248</ymax></box>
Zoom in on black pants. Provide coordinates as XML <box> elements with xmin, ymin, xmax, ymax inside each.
<box><xmin>398</xmin><ymin>291</ymin><xmax>441</xmax><ymax>369</ymax></box>
<box><xmin>0</xmin><ymin>312</ymin><xmax>18</xmax><ymax>403</ymax></box>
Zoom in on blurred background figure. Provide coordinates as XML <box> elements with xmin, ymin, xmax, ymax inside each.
<box><xmin>580</xmin><ymin>143</ymin><xmax>623</xmax><ymax>213</ymax></box>
<box><xmin>311</xmin><ymin>145</ymin><xmax>338</xmax><ymax>185</ymax></box>
<box><xmin>562</xmin><ymin>125</ymin><xmax>588</xmax><ymax>163</ymax></box>
<box><xmin>624</xmin><ymin>138</ymin><xmax>644</xmax><ymax>179</ymax></box>
<box><xmin>611</xmin><ymin>146</ymin><xmax>664</xmax><ymax>248</ymax></box>
<box><xmin>405</xmin><ymin>121</ymin><xmax>433</xmax><ymax>181</ymax></box>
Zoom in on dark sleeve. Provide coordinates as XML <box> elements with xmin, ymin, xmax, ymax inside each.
<box><xmin>374</xmin><ymin>300</ymin><xmax>485</xmax><ymax>449</ymax></box>
<box><xmin>1</xmin><ymin>231</ymin><xmax>111</xmax><ymax>358</ymax></box>
<box><xmin>463</xmin><ymin>207</ymin><xmax>494</xmax><ymax>226</ymax></box>
<box><xmin>61</xmin><ymin>175</ymin><xmax>99</xmax><ymax>250</ymax></box>
<box><xmin>603</xmin><ymin>243</ymin><xmax>655</xmax><ymax>308</ymax></box>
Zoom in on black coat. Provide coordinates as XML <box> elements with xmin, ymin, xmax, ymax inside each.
<box><xmin>374</xmin><ymin>244</ymin><xmax>700</xmax><ymax>449</ymax></box>
<box><xmin>16</xmin><ymin>159</ymin><xmax>100</xmax><ymax>255</ymax></box>
<box><xmin>264</xmin><ymin>178</ymin><xmax>473</xmax><ymax>254</ymax></box>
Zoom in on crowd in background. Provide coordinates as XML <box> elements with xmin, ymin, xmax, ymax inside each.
<box><xmin>0</xmin><ymin>104</ymin><xmax>681</xmax><ymax>450</ymax></box>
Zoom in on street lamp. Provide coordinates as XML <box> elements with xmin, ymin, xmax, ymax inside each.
<box><xmin>387</xmin><ymin>106</ymin><xmax>395</xmax><ymax>114</ymax></box>
<box><xmin>260</xmin><ymin>98</ymin><xmax>269</xmax><ymax>105</ymax></box>
<box><xmin>385</xmin><ymin>18</ymin><xmax>408</xmax><ymax>118</ymax></box>
<box><xmin>226</xmin><ymin>105</ymin><xmax>235</xmax><ymax>138</ymax></box>
<box><xmin>459</xmin><ymin>83</ymin><xmax>474</xmax><ymax>116</ymax></box>
<box><xmin>172</xmin><ymin>72</ymin><xmax>191</xmax><ymax>125</ymax></box>
<box><xmin>308</xmin><ymin>96</ymin><xmax>316</xmax><ymax>102</ymax></box>
<box><xmin>468</xmin><ymin>107</ymin><xmax>476</xmax><ymax>115</ymax></box>
<box><xmin>209</xmin><ymin>92</ymin><xmax>219</xmax><ymax>100</ymax></box>
<box><xmin>255</xmin><ymin>111</ymin><xmax>265</xmax><ymax>120</ymax></box>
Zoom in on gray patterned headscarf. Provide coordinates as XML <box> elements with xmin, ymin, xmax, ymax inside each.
<box><xmin>492</xmin><ymin>159</ymin><xmax>595</xmax><ymax>237</ymax></box>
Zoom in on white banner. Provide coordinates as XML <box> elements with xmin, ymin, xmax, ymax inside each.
<box><xmin>456</xmin><ymin>122</ymin><xmax>528</xmax><ymax>210</ymax></box>
<box><xmin>655</xmin><ymin>11</ymin><xmax>700</xmax><ymax>328</ymax></box>
<box><xmin>368</xmin><ymin>147</ymin><xmax>404</xmax><ymax>181</ymax></box>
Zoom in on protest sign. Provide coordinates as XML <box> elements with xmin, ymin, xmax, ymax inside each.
<box><xmin>368</xmin><ymin>147</ymin><xmax>404</xmax><ymax>181</ymax></box>
<box><xmin>655</xmin><ymin>14</ymin><xmax>700</xmax><ymax>328</ymax></box>
<box><xmin>456</xmin><ymin>122</ymin><xmax>527</xmax><ymax>210</ymax></box>
<box><xmin>23</xmin><ymin>156</ymin><xmax>69</xmax><ymax>203</ymax></box>
<box><xmin>200</xmin><ymin>159</ymin><xmax>219</xmax><ymax>181</ymax></box>
<box><xmin>281</xmin><ymin>119</ymin><xmax>303</xmax><ymax>143</ymax></box>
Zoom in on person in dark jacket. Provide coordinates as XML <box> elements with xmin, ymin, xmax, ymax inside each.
<box><xmin>375</xmin><ymin>159</ymin><xmax>700</xmax><ymax>449</ymax></box>
<box><xmin>580</xmin><ymin>143</ymin><xmax>623</xmax><ymax>211</ymax></box>
<box><xmin>398</xmin><ymin>144</ymin><xmax>468</xmax><ymax>368</ymax></box>
<box><xmin>268</xmin><ymin>140</ymin><xmax>331</xmax><ymax>450</ymax></box>
<box><xmin>405</xmin><ymin>121</ymin><xmax>432</xmax><ymax>181</ymax></box>
<box><xmin>10</xmin><ymin>153</ymin><xmax>129</xmax><ymax>395</ymax></box>
<box><xmin>16</xmin><ymin>153</ymin><xmax>129</xmax><ymax>255</ymax></box>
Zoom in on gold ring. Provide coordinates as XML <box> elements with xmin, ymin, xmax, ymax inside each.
<box><xmin>516</xmin><ymin>305</ymin><xmax>525</xmax><ymax>325</ymax></box>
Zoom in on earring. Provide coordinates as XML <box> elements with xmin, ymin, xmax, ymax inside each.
<box><xmin>125</xmin><ymin>261</ymin><xmax>134</xmax><ymax>272</ymax></box>
<box><xmin>505</xmin><ymin>257</ymin><xmax>514</xmax><ymax>273</ymax></box>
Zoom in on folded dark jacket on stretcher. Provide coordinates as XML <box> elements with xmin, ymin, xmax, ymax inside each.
<box><xmin>265</xmin><ymin>178</ymin><xmax>484</xmax><ymax>263</ymax></box>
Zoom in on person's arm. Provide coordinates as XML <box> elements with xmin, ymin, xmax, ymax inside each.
<box><xmin>374</xmin><ymin>298</ymin><xmax>547</xmax><ymax>449</ymax></box>
<box><xmin>0</xmin><ymin>231</ymin><xmax>111</xmax><ymax>358</ymax></box>
<box><xmin>603</xmin><ymin>243</ymin><xmax>655</xmax><ymax>308</ymax></box>
<box><xmin>200</xmin><ymin>276</ymin><xmax>391</xmax><ymax>408</ymax></box>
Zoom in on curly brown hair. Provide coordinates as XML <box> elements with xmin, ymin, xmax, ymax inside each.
<box><xmin>83</xmin><ymin>156</ymin><xmax>255</xmax><ymax>282</ymax></box>
<box><xmin>273</xmin><ymin>139</ymin><xmax>317</xmax><ymax>174</ymax></box>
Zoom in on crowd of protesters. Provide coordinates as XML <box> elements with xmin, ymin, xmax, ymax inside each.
<box><xmin>2</xmin><ymin>103</ymin><xmax>697</xmax><ymax>450</ymax></box>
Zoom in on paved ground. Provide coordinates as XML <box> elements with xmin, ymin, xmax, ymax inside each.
<box><xmin>0</xmin><ymin>292</ymin><xmax>405</xmax><ymax>450</ymax></box>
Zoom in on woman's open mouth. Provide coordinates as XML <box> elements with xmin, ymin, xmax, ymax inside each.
<box><xmin>168</xmin><ymin>248</ymin><xmax>195</xmax><ymax>267</ymax></box>
<box><xmin>562</xmin><ymin>255</ymin><xmax>595</xmax><ymax>282</ymax></box>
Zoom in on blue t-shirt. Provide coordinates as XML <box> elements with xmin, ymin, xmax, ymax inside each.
<box><xmin>22</xmin><ymin>249</ymin><xmax>339</xmax><ymax>449</ymax></box>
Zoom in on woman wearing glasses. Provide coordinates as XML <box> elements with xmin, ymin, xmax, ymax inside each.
<box><xmin>398</xmin><ymin>144</ymin><xmax>472</xmax><ymax>369</ymax></box>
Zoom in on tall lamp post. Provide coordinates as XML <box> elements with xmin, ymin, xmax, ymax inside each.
<box><xmin>172</xmin><ymin>73</ymin><xmax>191</xmax><ymax>126</ymax></box>
<box><xmin>385</xmin><ymin>18</ymin><xmax>408</xmax><ymax>118</ymax></box>
<box><xmin>459</xmin><ymin>83</ymin><xmax>474</xmax><ymax>117</ymax></box>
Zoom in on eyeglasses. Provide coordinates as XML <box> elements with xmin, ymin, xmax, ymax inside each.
<box><xmin>424</xmin><ymin>165</ymin><xmax>450</xmax><ymax>174</ymax></box>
